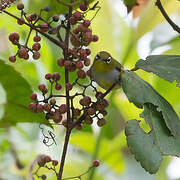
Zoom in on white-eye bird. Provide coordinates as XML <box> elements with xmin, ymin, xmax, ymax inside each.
<box><xmin>90</xmin><ymin>51</ymin><xmax>123</xmax><ymax>90</ymax></box>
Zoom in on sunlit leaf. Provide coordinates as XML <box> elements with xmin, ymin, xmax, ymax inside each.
<box><xmin>136</xmin><ymin>55</ymin><xmax>180</xmax><ymax>87</ymax></box>
<box><xmin>121</xmin><ymin>70</ymin><xmax>180</xmax><ymax>137</ymax></box>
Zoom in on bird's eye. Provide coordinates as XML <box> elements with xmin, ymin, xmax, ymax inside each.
<box><xmin>106</xmin><ymin>57</ymin><xmax>111</xmax><ymax>64</ymax></box>
<box><xmin>95</xmin><ymin>53</ymin><xmax>100</xmax><ymax>60</ymax></box>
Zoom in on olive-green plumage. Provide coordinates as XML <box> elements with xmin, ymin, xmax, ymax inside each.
<box><xmin>90</xmin><ymin>51</ymin><xmax>123</xmax><ymax>90</ymax></box>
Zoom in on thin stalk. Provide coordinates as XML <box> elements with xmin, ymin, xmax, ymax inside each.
<box><xmin>87</xmin><ymin>129</ymin><xmax>103</xmax><ymax>180</ymax></box>
<box><xmin>3</xmin><ymin>10</ymin><xmax>65</xmax><ymax>49</ymax></box>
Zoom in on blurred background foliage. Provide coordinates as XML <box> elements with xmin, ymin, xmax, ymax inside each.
<box><xmin>0</xmin><ymin>0</ymin><xmax>180</xmax><ymax>179</ymax></box>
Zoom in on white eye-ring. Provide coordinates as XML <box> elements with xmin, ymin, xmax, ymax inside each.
<box><xmin>95</xmin><ymin>53</ymin><xmax>100</xmax><ymax>60</ymax></box>
<box><xmin>106</xmin><ymin>57</ymin><xmax>111</xmax><ymax>64</ymax></box>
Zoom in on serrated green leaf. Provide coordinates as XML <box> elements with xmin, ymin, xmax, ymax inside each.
<box><xmin>125</xmin><ymin>119</ymin><xmax>162</xmax><ymax>174</ymax></box>
<box><xmin>136</xmin><ymin>55</ymin><xmax>180</xmax><ymax>87</ymax></box>
<box><xmin>141</xmin><ymin>103</ymin><xmax>180</xmax><ymax>156</ymax></box>
<box><xmin>121</xmin><ymin>70</ymin><xmax>180</xmax><ymax>137</ymax></box>
<box><xmin>0</xmin><ymin>60</ymin><xmax>45</xmax><ymax>126</ymax></box>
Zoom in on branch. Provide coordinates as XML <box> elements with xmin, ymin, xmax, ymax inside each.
<box><xmin>155</xmin><ymin>0</ymin><xmax>180</xmax><ymax>33</ymax></box>
<box><xmin>62</xmin><ymin>167</ymin><xmax>93</xmax><ymax>180</ymax></box>
<box><xmin>3</xmin><ymin>10</ymin><xmax>66</xmax><ymax>50</ymax></box>
<box><xmin>10</xmin><ymin>143</ymin><xmax>24</xmax><ymax>170</ymax></box>
<box><xmin>58</xmin><ymin>0</ymin><xmax>74</xmax><ymax>179</ymax></box>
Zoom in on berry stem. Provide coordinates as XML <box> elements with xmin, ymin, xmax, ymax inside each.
<box><xmin>25</xmin><ymin>27</ymin><xmax>32</xmax><ymax>47</ymax></box>
<box><xmin>88</xmin><ymin>130</ymin><xmax>103</xmax><ymax>180</ymax></box>
<box><xmin>3</xmin><ymin>10</ymin><xmax>66</xmax><ymax>50</ymax></box>
<box><xmin>62</xmin><ymin>167</ymin><xmax>93</xmax><ymax>180</ymax></box>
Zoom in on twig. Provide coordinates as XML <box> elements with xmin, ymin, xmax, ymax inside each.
<box><xmin>130</xmin><ymin>66</ymin><xmax>139</xmax><ymax>71</ymax></box>
<box><xmin>155</xmin><ymin>0</ymin><xmax>180</xmax><ymax>33</ymax></box>
<box><xmin>62</xmin><ymin>167</ymin><xmax>93</xmax><ymax>180</ymax></box>
<box><xmin>3</xmin><ymin>10</ymin><xmax>66</xmax><ymax>50</ymax></box>
<box><xmin>72</xmin><ymin>82</ymin><xmax>116</xmax><ymax>128</ymax></box>
<box><xmin>10</xmin><ymin>143</ymin><xmax>24</xmax><ymax>169</ymax></box>
<box><xmin>25</xmin><ymin>28</ymin><xmax>32</xmax><ymax>47</ymax></box>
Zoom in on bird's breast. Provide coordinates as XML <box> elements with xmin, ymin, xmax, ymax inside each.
<box><xmin>90</xmin><ymin>67</ymin><xmax>121</xmax><ymax>90</ymax></box>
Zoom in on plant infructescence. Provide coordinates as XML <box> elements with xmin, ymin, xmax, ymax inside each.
<box><xmin>1</xmin><ymin>0</ymin><xmax>180</xmax><ymax>179</ymax></box>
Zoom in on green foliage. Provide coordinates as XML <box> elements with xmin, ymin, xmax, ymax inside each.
<box><xmin>0</xmin><ymin>60</ymin><xmax>45</xmax><ymax>126</ymax></box>
<box><xmin>125</xmin><ymin>119</ymin><xmax>162</xmax><ymax>174</ymax></box>
<box><xmin>136</xmin><ymin>55</ymin><xmax>180</xmax><ymax>87</ymax></box>
<box><xmin>0</xmin><ymin>0</ymin><xmax>180</xmax><ymax>179</ymax></box>
<box><xmin>122</xmin><ymin>69</ymin><xmax>180</xmax><ymax>173</ymax></box>
<box><xmin>121</xmin><ymin>70</ymin><xmax>180</xmax><ymax>137</ymax></box>
<box><xmin>126</xmin><ymin>103</ymin><xmax>180</xmax><ymax>174</ymax></box>
<box><xmin>141</xmin><ymin>104</ymin><xmax>180</xmax><ymax>156</ymax></box>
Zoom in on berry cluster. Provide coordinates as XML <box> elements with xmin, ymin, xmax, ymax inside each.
<box><xmin>0</xmin><ymin>0</ymin><xmax>16</xmax><ymax>12</ymax></box>
<box><xmin>8</xmin><ymin>2</ymin><xmax>62</xmax><ymax>63</ymax></box>
<box><xmin>27</xmin><ymin>2</ymin><xmax>108</xmax><ymax>130</ymax></box>
<box><xmin>29</xmin><ymin>72</ymin><xmax>67</xmax><ymax>125</ymax></box>
<box><xmin>34</xmin><ymin>154</ymin><xmax>100</xmax><ymax>179</ymax></box>
<box><xmin>37</xmin><ymin>155</ymin><xmax>58</xmax><ymax>167</ymax></box>
<box><xmin>29</xmin><ymin>70</ymin><xmax>109</xmax><ymax>129</ymax></box>
<box><xmin>69</xmin><ymin>12</ymin><xmax>98</xmax><ymax>47</ymax></box>
<box><xmin>33</xmin><ymin>155</ymin><xmax>58</xmax><ymax>180</ymax></box>
<box><xmin>4</xmin><ymin>1</ymin><xmax>107</xmax><ymax>178</ymax></box>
